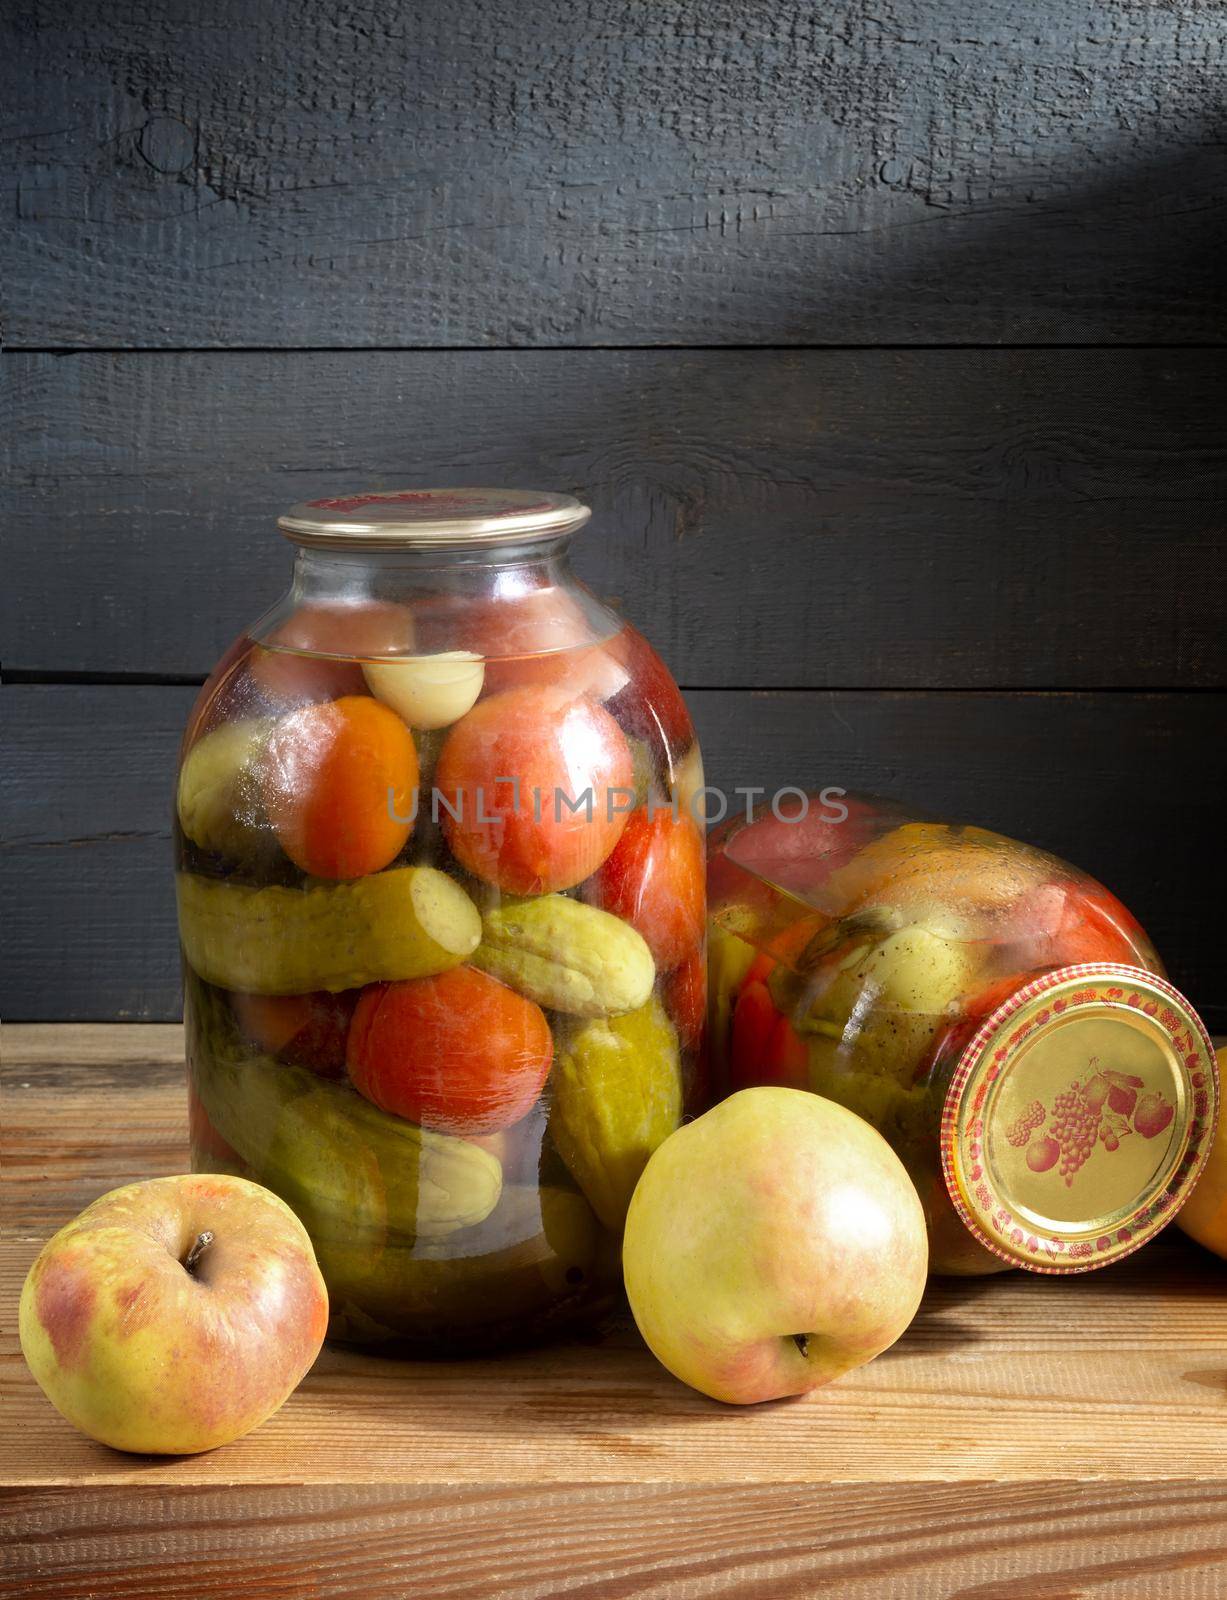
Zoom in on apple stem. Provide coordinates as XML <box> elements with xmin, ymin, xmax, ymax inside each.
<box><xmin>183</xmin><ymin>1230</ymin><xmax>214</xmax><ymax>1276</ymax></box>
<box><xmin>792</xmin><ymin>1334</ymin><xmax>810</xmax><ymax>1359</ymax></box>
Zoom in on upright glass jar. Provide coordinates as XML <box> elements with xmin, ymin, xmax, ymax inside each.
<box><xmin>708</xmin><ymin>794</ymin><xmax>1218</xmax><ymax>1275</ymax></box>
<box><xmin>176</xmin><ymin>489</ymin><xmax>706</xmax><ymax>1351</ymax></box>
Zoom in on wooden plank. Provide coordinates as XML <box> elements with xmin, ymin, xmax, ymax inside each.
<box><xmin>4</xmin><ymin>1</ymin><xmax>1224</xmax><ymax>348</ymax></box>
<box><xmin>4</xmin><ymin>686</ymin><xmax>1225</xmax><ymax>1025</ymax></box>
<box><xmin>3</xmin><ymin>1031</ymin><xmax>1227</xmax><ymax>1499</ymax></box>
<box><xmin>5</xmin><ymin>1481</ymin><xmax>1227</xmax><ymax>1598</ymax></box>
<box><xmin>4</xmin><ymin>349</ymin><xmax>1225</xmax><ymax>686</ymax></box>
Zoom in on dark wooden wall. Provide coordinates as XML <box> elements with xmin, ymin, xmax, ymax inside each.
<box><xmin>3</xmin><ymin>1</ymin><xmax>1225</xmax><ymax>1024</ymax></box>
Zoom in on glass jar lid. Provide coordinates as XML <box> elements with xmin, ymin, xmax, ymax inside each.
<box><xmin>278</xmin><ymin>488</ymin><xmax>591</xmax><ymax>548</ymax></box>
<box><xmin>941</xmin><ymin>964</ymin><xmax>1218</xmax><ymax>1272</ymax></box>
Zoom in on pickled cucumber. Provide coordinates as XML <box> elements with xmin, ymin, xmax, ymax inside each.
<box><xmin>176</xmin><ymin>718</ymin><xmax>275</xmax><ymax>861</ymax></box>
<box><xmin>473</xmin><ymin>895</ymin><xmax>655</xmax><ymax>1017</ymax></box>
<box><xmin>177</xmin><ymin>866</ymin><xmax>481</xmax><ymax>994</ymax></box>
<box><xmin>191</xmin><ymin>1043</ymin><xmax>502</xmax><ymax>1245</ymax></box>
<box><xmin>322</xmin><ymin>1185</ymin><xmax>604</xmax><ymax>1338</ymax></box>
<box><xmin>549</xmin><ymin>994</ymin><xmax>682</xmax><ymax>1229</ymax></box>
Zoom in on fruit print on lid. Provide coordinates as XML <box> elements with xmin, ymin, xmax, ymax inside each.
<box><xmin>941</xmin><ymin>964</ymin><xmax>1218</xmax><ymax>1273</ymax></box>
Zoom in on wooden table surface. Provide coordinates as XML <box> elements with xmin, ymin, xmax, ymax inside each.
<box><xmin>3</xmin><ymin>1024</ymin><xmax>1227</xmax><ymax>1597</ymax></box>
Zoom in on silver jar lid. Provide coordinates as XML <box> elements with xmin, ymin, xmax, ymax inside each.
<box><xmin>277</xmin><ymin>488</ymin><xmax>592</xmax><ymax>548</ymax></box>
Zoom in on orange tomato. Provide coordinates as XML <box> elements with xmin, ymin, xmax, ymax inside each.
<box><xmin>589</xmin><ymin>806</ymin><xmax>705</xmax><ymax>970</ymax></box>
<box><xmin>261</xmin><ymin>696</ymin><xmax>418</xmax><ymax>879</ymax></box>
<box><xmin>346</xmin><ymin>967</ymin><xmax>554</xmax><ymax>1136</ymax></box>
<box><xmin>436</xmin><ymin>686</ymin><xmax>634</xmax><ymax>894</ymax></box>
<box><xmin>249</xmin><ymin>601</ymin><xmax>415</xmax><ymax>706</ymax></box>
<box><xmin>231</xmin><ymin>990</ymin><xmax>358</xmax><ymax>1077</ymax></box>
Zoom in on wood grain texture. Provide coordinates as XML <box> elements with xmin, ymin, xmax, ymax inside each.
<box><xmin>5</xmin><ymin>1481</ymin><xmax>1227</xmax><ymax>1598</ymax></box>
<box><xmin>4</xmin><ymin>1</ymin><xmax>1225</xmax><ymax>348</ymax></box>
<box><xmin>4</xmin><ymin>1029</ymin><xmax>1227</xmax><ymax>1506</ymax></box>
<box><xmin>5</xmin><ymin>683</ymin><xmax>1225</xmax><ymax>1025</ymax></box>
<box><xmin>5</xmin><ymin>349</ymin><xmax>1225</xmax><ymax>685</ymax></box>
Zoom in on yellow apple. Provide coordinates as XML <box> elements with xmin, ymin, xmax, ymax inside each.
<box><xmin>19</xmin><ymin>1174</ymin><xmax>328</xmax><ymax>1454</ymax></box>
<box><xmin>623</xmin><ymin>1087</ymin><xmax>927</xmax><ymax>1403</ymax></box>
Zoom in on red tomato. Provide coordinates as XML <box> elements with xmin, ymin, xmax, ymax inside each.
<box><xmin>729</xmin><ymin>980</ymin><xmax>809</xmax><ymax>1092</ymax></box>
<box><xmin>231</xmin><ymin>990</ymin><xmax>358</xmax><ymax>1077</ymax></box>
<box><xmin>1002</xmin><ymin>877</ymin><xmax>1157</xmax><ymax>979</ymax></box>
<box><xmin>346</xmin><ymin>967</ymin><xmax>554</xmax><ymax>1136</ymax></box>
<box><xmin>729</xmin><ymin>979</ymin><xmax>775</xmax><ymax>1089</ymax></box>
<box><xmin>261</xmin><ymin>696</ymin><xmax>418</xmax><ymax>879</ymax></box>
<box><xmin>249</xmin><ymin>601</ymin><xmax>415</xmax><ymax>706</ymax></box>
<box><xmin>467</xmin><ymin>581</ymin><xmax>605</xmax><ymax>694</ymax></box>
<box><xmin>967</xmin><ymin>970</ymin><xmax>1043</xmax><ymax>1026</ymax></box>
<box><xmin>769</xmin><ymin>1014</ymin><xmax>810</xmax><ymax>1088</ymax></box>
<box><xmin>711</xmin><ymin>793</ymin><xmax>881</xmax><ymax>903</ymax></box>
<box><xmin>664</xmin><ymin>946</ymin><xmax>706</xmax><ymax>1053</ymax></box>
<box><xmin>601</xmin><ymin>626</ymin><xmax>694</xmax><ymax>757</ymax></box>
<box><xmin>1050</xmin><ymin>879</ymin><xmax>1155</xmax><ymax>968</ymax></box>
<box><xmin>436</xmin><ymin>686</ymin><xmax>634</xmax><ymax>894</ymax></box>
<box><xmin>589</xmin><ymin>806</ymin><xmax>705</xmax><ymax>970</ymax></box>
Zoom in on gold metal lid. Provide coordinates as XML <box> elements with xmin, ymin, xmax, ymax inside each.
<box><xmin>277</xmin><ymin>488</ymin><xmax>591</xmax><ymax>548</ymax></box>
<box><xmin>942</xmin><ymin>964</ymin><xmax>1218</xmax><ymax>1273</ymax></box>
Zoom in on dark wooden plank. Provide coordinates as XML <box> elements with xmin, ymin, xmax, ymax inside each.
<box><xmin>3</xmin><ymin>685</ymin><xmax>1223</xmax><ymax>1025</ymax></box>
<box><xmin>5</xmin><ymin>349</ymin><xmax>1224</xmax><ymax>686</ymax></box>
<box><xmin>4</xmin><ymin>1</ymin><xmax>1224</xmax><ymax>348</ymax></box>
<box><xmin>2</xmin><ymin>688</ymin><xmax>188</xmax><ymax>1023</ymax></box>
<box><xmin>5</xmin><ymin>1481</ymin><xmax>1227</xmax><ymax>1598</ymax></box>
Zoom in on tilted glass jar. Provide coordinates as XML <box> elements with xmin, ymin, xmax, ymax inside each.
<box><xmin>176</xmin><ymin>490</ymin><xmax>706</xmax><ymax>1351</ymax></box>
<box><xmin>707</xmin><ymin>794</ymin><xmax>1218</xmax><ymax>1275</ymax></box>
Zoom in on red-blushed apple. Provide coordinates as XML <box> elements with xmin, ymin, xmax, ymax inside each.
<box><xmin>623</xmin><ymin>1087</ymin><xmax>928</xmax><ymax>1404</ymax></box>
<box><xmin>19</xmin><ymin>1174</ymin><xmax>329</xmax><ymax>1455</ymax></box>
